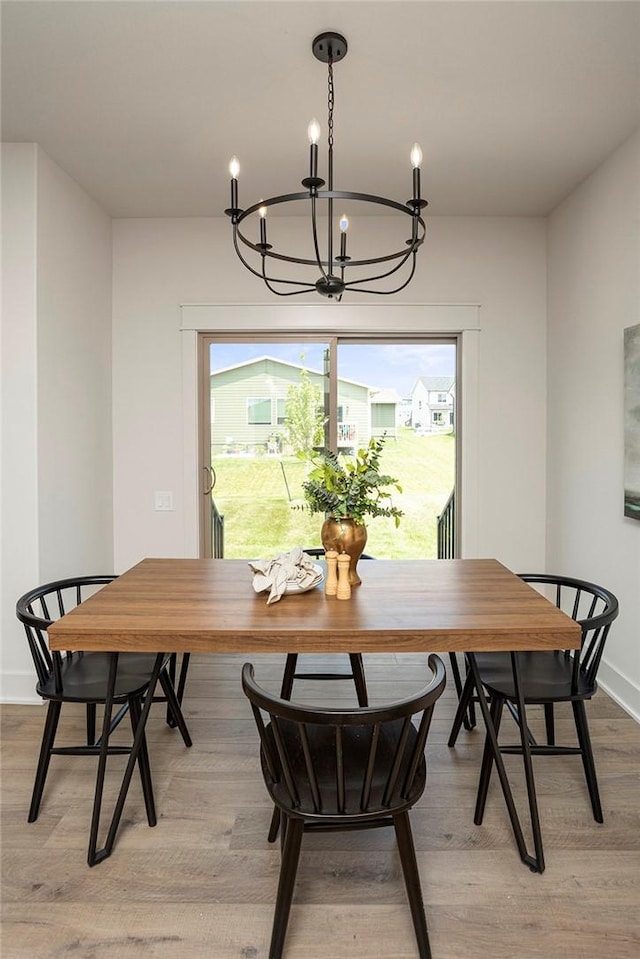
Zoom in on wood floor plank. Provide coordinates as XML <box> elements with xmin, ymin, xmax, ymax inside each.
<box><xmin>2</xmin><ymin>653</ymin><xmax>639</xmax><ymax>959</ymax></box>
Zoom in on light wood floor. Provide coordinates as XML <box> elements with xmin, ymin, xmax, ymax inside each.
<box><xmin>2</xmin><ymin>653</ymin><xmax>639</xmax><ymax>959</ymax></box>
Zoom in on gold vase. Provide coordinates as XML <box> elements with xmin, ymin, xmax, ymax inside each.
<box><xmin>321</xmin><ymin>517</ymin><xmax>368</xmax><ymax>586</ymax></box>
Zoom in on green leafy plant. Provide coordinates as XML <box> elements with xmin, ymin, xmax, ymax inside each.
<box><xmin>298</xmin><ymin>436</ymin><xmax>404</xmax><ymax>526</ymax></box>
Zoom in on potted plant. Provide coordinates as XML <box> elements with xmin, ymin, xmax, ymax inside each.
<box><xmin>298</xmin><ymin>436</ymin><xmax>403</xmax><ymax>585</ymax></box>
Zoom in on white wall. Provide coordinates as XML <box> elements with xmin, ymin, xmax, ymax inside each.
<box><xmin>1</xmin><ymin>144</ymin><xmax>39</xmax><ymax>700</ymax></box>
<box><xmin>112</xmin><ymin>214</ymin><xmax>548</xmax><ymax>573</ymax></box>
<box><xmin>1</xmin><ymin>145</ymin><xmax>113</xmax><ymax>702</ymax></box>
<box><xmin>36</xmin><ymin>149</ymin><xmax>113</xmax><ymax>582</ymax></box>
<box><xmin>547</xmin><ymin>130</ymin><xmax>640</xmax><ymax>719</ymax></box>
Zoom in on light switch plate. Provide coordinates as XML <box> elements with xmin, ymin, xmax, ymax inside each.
<box><xmin>155</xmin><ymin>491</ymin><xmax>174</xmax><ymax>511</ymax></box>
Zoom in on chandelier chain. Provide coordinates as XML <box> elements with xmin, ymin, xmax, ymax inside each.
<box><xmin>327</xmin><ymin>60</ymin><xmax>335</xmax><ymax>153</ymax></box>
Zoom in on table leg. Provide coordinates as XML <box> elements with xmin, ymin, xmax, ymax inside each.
<box><xmin>466</xmin><ymin>654</ymin><xmax>544</xmax><ymax>873</ymax></box>
<box><xmin>509</xmin><ymin>650</ymin><xmax>545</xmax><ymax>872</ymax></box>
<box><xmin>87</xmin><ymin>652</ymin><xmax>165</xmax><ymax>866</ymax></box>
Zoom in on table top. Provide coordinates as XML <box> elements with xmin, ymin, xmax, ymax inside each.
<box><xmin>47</xmin><ymin>558</ymin><xmax>581</xmax><ymax>654</ymax></box>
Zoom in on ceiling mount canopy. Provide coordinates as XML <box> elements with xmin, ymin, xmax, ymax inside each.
<box><xmin>225</xmin><ymin>31</ymin><xmax>427</xmax><ymax>300</ymax></box>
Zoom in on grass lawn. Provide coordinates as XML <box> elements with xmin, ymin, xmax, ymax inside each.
<box><xmin>211</xmin><ymin>427</ymin><xmax>455</xmax><ymax>559</ymax></box>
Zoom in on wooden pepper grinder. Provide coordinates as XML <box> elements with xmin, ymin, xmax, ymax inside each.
<box><xmin>336</xmin><ymin>552</ymin><xmax>352</xmax><ymax>600</ymax></box>
<box><xmin>324</xmin><ymin>550</ymin><xmax>338</xmax><ymax>596</ymax></box>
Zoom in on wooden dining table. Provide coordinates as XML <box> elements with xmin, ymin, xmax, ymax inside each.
<box><xmin>49</xmin><ymin>557</ymin><xmax>581</xmax><ymax>872</ymax></box>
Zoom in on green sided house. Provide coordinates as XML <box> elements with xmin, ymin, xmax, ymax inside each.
<box><xmin>209</xmin><ymin>356</ymin><xmax>399</xmax><ymax>454</ymax></box>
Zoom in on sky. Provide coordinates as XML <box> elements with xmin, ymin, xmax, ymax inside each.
<box><xmin>209</xmin><ymin>341</ymin><xmax>455</xmax><ymax>397</ymax></box>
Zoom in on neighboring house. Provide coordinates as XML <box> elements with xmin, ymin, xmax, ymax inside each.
<box><xmin>410</xmin><ymin>376</ymin><xmax>456</xmax><ymax>432</ymax></box>
<box><xmin>209</xmin><ymin>356</ymin><xmax>384</xmax><ymax>452</ymax></box>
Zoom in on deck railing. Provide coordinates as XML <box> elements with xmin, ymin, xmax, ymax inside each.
<box><xmin>211</xmin><ymin>498</ymin><xmax>225</xmax><ymax>559</ymax></box>
<box><xmin>437</xmin><ymin>489</ymin><xmax>455</xmax><ymax>559</ymax></box>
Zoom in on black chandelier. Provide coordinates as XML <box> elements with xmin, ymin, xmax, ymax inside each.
<box><xmin>225</xmin><ymin>31</ymin><xmax>427</xmax><ymax>300</ymax></box>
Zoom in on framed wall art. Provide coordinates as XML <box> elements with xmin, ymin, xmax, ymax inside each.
<box><xmin>624</xmin><ymin>323</ymin><xmax>640</xmax><ymax>520</ymax></box>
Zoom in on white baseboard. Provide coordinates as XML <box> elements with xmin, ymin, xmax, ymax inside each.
<box><xmin>0</xmin><ymin>670</ymin><xmax>40</xmax><ymax>705</ymax></box>
<box><xmin>598</xmin><ymin>659</ymin><xmax>640</xmax><ymax>723</ymax></box>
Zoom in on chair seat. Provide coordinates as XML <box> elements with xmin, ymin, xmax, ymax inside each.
<box><xmin>475</xmin><ymin>650</ymin><xmax>596</xmax><ymax>703</ymax></box>
<box><xmin>263</xmin><ymin>717</ymin><xmax>427</xmax><ymax>820</ymax></box>
<box><xmin>37</xmin><ymin>651</ymin><xmax>168</xmax><ymax>703</ymax></box>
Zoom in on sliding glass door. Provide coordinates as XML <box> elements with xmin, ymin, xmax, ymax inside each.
<box><xmin>199</xmin><ymin>335</ymin><xmax>456</xmax><ymax>560</ymax></box>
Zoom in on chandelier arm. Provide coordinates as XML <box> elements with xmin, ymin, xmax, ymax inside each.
<box><xmin>344</xmin><ymin>253</ymin><xmax>418</xmax><ymax>296</ymax></box>
<box><xmin>232</xmin><ymin>228</ymin><xmax>271</xmax><ymax>279</ymax></box>
<box><xmin>342</xmin><ymin>235</ymin><xmax>419</xmax><ymax>286</ymax></box>
<box><xmin>233</xmin><ymin>226</ymin><xmax>316</xmax><ymax>290</ymax></box>
<box><xmin>260</xmin><ymin>279</ymin><xmax>320</xmax><ymax>297</ymax></box>
<box><xmin>260</xmin><ymin>257</ymin><xmax>318</xmax><ymax>295</ymax></box>
<box><xmin>310</xmin><ymin>194</ymin><xmax>330</xmax><ymax>283</ymax></box>
<box><xmin>232</xmin><ymin>227</ymin><xmax>279</xmax><ymax>281</ymax></box>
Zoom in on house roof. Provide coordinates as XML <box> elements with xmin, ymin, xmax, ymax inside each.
<box><xmin>209</xmin><ymin>355</ymin><xmax>375</xmax><ymax>392</ymax></box>
<box><xmin>371</xmin><ymin>388</ymin><xmax>402</xmax><ymax>405</ymax></box>
<box><xmin>413</xmin><ymin>376</ymin><xmax>456</xmax><ymax>394</ymax></box>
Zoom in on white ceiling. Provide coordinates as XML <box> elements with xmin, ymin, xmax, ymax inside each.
<box><xmin>2</xmin><ymin>1</ymin><xmax>639</xmax><ymax>218</ymax></box>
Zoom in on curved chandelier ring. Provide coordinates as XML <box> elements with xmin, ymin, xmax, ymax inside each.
<box><xmin>233</xmin><ymin>191</ymin><xmax>426</xmax><ymax>269</ymax></box>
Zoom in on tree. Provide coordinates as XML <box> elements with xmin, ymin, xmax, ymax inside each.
<box><xmin>284</xmin><ymin>365</ymin><xmax>325</xmax><ymax>455</ymax></box>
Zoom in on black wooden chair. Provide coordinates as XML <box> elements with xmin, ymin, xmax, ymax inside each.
<box><xmin>278</xmin><ymin>549</ymin><xmax>372</xmax><ymax>706</ymax></box>
<box><xmin>16</xmin><ymin>575</ymin><xmax>192</xmax><ymax>860</ymax></box>
<box><xmin>448</xmin><ymin>574</ymin><xmax>619</xmax><ymax>823</ymax></box>
<box><xmin>243</xmin><ymin>654</ymin><xmax>446</xmax><ymax>959</ymax></box>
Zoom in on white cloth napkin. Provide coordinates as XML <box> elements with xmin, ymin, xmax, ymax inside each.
<box><xmin>248</xmin><ymin>547</ymin><xmax>323</xmax><ymax>605</ymax></box>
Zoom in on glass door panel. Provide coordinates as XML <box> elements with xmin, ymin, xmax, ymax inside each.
<box><xmin>204</xmin><ymin>339</ymin><xmax>330</xmax><ymax>558</ymax></box>
<box><xmin>336</xmin><ymin>341</ymin><xmax>456</xmax><ymax>559</ymax></box>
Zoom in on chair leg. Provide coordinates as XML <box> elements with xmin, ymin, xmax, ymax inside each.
<box><xmin>280</xmin><ymin>654</ymin><xmax>298</xmax><ymax>701</ymax></box>
<box><xmin>128</xmin><ymin>695</ymin><xmax>157</xmax><ymax>827</ymax></box>
<box><xmin>544</xmin><ymin>703</ymin><xmax>555</xmax><ymax>746</ymax></box>
<box><xmin>349</xmin><ymin>653</ymin><xmax>368</xmax><ymax>706</ymax></box>
<box><xmin>448</xmin><ymin>670</ymin><xmax>476</xmax><ymax>747</ymax></box>
<box><xmin>86</xmin><ymin>703</ymin><xmax>97</xmax><ymax>745</ymax></box>
<box><xmin>393</xmin><ymin>811</ymin><xmax>432</xmax><ymax>959</ymax></box>
<box><xmin>474</xmin><ymin>694</ymin><xmax>505</xmax><ymax>824</ymax></box>
<box><xmin>268</xmin><ymin>816</ymin><xmax>303</xmax><ymax>959</ymax></box>
<box><xmin>29</xmin><ymin>700</ymin><xmax>62</xmax><ymax>822</ymax></box>
<box><xmin>158</xmin><ymin>669</ymin><xmax>193</xmax><ymax>747</ymax></box>
<box><xmin>572</xmin><ymin>699</ymin><xmax>603</xmax><ymax>823</ymax></box>
<box><xmin>268</xmin><ymin>805</ymin><xmax>281</xmax><ymax>843</ymax></box>
<box><xmin>448</xmin><ymin>652</ymin><xmax>463</xmax><ymax>698</ymax></box>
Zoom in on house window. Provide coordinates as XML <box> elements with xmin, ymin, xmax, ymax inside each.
<box><xmin>276</xmin><ymin>398</ymin><xmax>287</xmax><ymax>425</ymax></box>
<box><xmin>437</xmin><ymin>393</ymin><xmax>447</xmax><ymax>403</ymax></box>
<box><xmin>247</xmin><ymin>397</ymin><xmax>272</xmax><ymax>425</ymax></box>
<box><xmin>432</xmin><ymin>411</ymin><xmax>444</xmax><ymax>425</ymax></box>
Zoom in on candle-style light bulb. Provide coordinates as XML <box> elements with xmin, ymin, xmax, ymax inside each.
<box><xmin>307</xmin><ymin>119</ymin><xmax>321</xmax><ymax>185</ymax></box>
<box><xmin>307</xmin><ymin>118</ymin><xmax>321</xmax><ymax>145</ymax></box>
<box><xmin>258</xmin><ymin>203</ymin><xmax>267</xmax><ymax>247</ymax></box>
<box><xmin>229</xmin><ymin>156</ymin><xmax>240</xmax><ymax>211</ymax></box>
<box><xmin>339</xmin><ymin>213</ymin><xmax>349</xmax><ymax>260</ymax></box>
<box><xmin>410</xmin><ymin>144</ymin><xmax>423</xmax><ymax>203</ymax></box>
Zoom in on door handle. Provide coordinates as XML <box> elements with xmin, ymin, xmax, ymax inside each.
<box><xmin>202</xmin><ymin>466</ymin><xmax>214</xmax><ymax>495</ymax></box>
